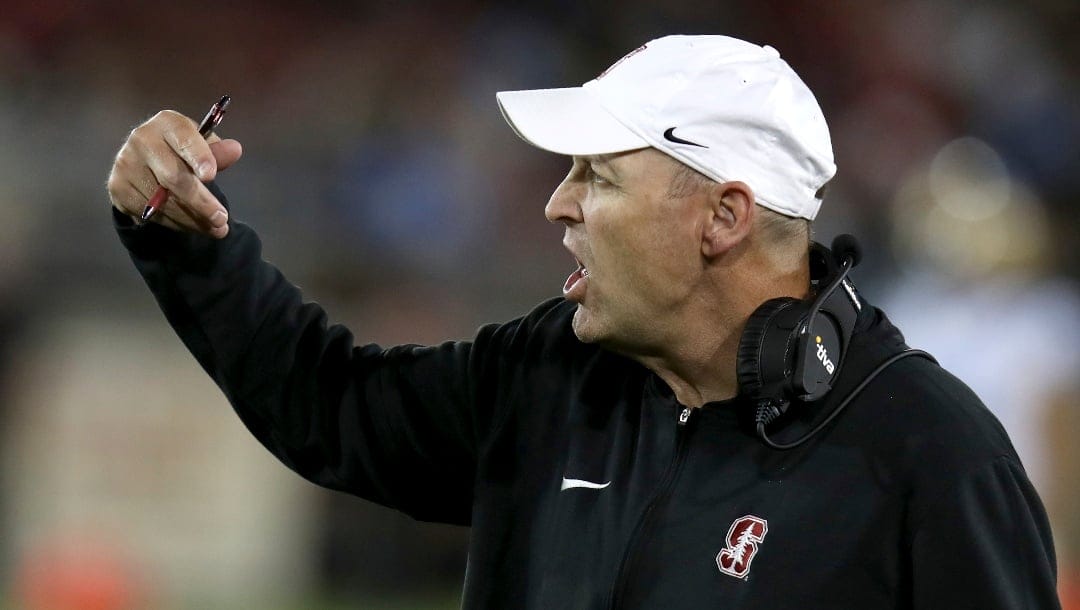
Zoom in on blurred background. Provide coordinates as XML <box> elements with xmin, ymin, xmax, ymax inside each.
<box><xmin>0</xmin><ymin>0</ymin><xmax>1077</xmax><ymax>608</ymax></box>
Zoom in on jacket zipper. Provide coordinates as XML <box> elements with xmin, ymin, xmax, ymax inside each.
<box><xmin>606</xmin><ymin>406</ymin><xmax>694</xmax><ymax>609</ymax></box>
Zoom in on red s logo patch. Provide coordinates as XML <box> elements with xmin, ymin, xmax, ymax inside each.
<box><xmin>716</xmin><ymin>515</ymin><xmax>768</xmax><ymax>579</ymax></box>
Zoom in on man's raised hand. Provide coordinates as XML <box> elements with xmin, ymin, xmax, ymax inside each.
<box><xmin>107</xmin><ymin>110</ymin><xmax>243</xmax><ymax>238</ymax></box>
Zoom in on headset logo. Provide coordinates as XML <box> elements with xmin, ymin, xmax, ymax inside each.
<box><xmin>815</xmin><ymin>336</ymin><xmax>835</xmax><ymax>375</ymax></box>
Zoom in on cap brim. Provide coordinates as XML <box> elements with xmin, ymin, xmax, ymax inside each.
<box><xmin>496</xmin><ymin>87</ymin><xmax>649</xmax><ymax>156</ymax></box>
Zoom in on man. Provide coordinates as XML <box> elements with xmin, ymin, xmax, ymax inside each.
<box><xmin>107</xmin><ymin>35</ymin><xmax>1060</xmax><ymax>608</ymax></box>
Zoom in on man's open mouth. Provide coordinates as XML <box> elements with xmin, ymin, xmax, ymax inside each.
<box><xmin>563</xmin><ymin>260</ymin><xmax>588</xmax><ymax>299</ymax></box>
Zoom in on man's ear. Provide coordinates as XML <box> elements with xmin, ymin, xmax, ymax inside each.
<box><xmin>702</xmin><ymin>181</ymin><xmax>755</xmax><ymax>258</ymax></box>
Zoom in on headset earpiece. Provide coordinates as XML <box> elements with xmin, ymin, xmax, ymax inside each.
<box><xmin>736</xmin><ymin>297</ymin><xmax>806</xmax><ymax>414</ymax></box>
<box><xmin>737</xmin><ymin>237</ymin><xmax>863</xmax><ymax>415</ymax></box>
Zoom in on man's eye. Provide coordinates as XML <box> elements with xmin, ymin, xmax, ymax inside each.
<box><xmin>587</xmin><ymin>167</ymin><xmax>611</xmax><ymax>185</ymax></box>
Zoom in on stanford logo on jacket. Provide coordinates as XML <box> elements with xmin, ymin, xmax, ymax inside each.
<box><xmin>716</xmin><ymin>515</ymin><xmax>769</xmax><ymax>579</ymax></box>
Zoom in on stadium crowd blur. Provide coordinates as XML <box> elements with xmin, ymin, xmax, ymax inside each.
<box><xmin>0</xmin><ymin>0</ymin><xmax>1077</xmax><ymax>608</ymax></box>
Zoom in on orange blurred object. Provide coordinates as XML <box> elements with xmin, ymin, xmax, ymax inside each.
<box><xmin>13</xmin><ymin>540</ymin><xmax>144</xmax><ymax>610</ymax></box>
<box><xmin>1062</xmin><ymin>568</ymin><xmax>1080</xmax><ymax>610</ymax></box>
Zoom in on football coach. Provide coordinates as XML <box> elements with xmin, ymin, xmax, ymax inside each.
<box><xmin>107</xmin><ymin>35</ymin><xmax>1060</xmax><ymax>608</ymax></box>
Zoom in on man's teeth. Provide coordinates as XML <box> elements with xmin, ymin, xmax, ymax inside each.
<box><xmin>581</xmin><ymin>267</ymin><xmax>589</xmax><ymax>277</ymax></box>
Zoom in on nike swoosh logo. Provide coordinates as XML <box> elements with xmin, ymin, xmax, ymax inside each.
<box><xmin>663</xmin><ymin>127</ymin><xmax>708</xmax><ymax>148</ymax></box>
<box><xmin>561</xmin><ymin>477</ymin><xmax>612</xmax><ymax>491</ymax></box>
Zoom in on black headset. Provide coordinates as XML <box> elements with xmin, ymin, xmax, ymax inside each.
<box><xmin>736</xmin><ymin>234</ymin><xmax>934</xmax><ymax>450</ymax></box>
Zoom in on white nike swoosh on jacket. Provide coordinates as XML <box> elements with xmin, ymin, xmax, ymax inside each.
<box><xmin>560</xmin><ymin>477</ymin><xmax>611</xmax><ymax>491</ymax></box>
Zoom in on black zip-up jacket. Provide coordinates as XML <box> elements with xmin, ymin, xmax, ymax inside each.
<box><xmin>115</xmin><ymin>186</ymin><xmax>1060</xmax><ymax>609</ymax></box>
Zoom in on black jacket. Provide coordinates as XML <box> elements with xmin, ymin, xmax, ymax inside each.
<box><xmin>115</xmin><ymin>186</ymin><xmax>1060</xmax><ymax>609</ymax></box>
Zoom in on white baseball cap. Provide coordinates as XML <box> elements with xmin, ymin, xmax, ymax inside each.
<box><xmin>496</xmin><ymin>35</ymin><xmax>836</xmax><ymax>220</ymax></box>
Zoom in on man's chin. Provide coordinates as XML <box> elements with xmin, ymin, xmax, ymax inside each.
<box><xmin>570</xmin><ymin>305</ymin><xmax>602</xmax><ymax>344</ymax></box>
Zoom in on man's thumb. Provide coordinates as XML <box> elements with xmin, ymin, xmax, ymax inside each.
<box><xmin>208</xmin><ymin>138</ymin><xmax>243</xmax><ymax>173</ymax></box>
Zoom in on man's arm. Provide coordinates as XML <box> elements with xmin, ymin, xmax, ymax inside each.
<box><xmin>908</xmin><ymin>443</ymin><xmax>1060</xmax><ymax>608</ymax></box>
<box><xmin>869</xmin><ymin>355</ymin><xmax>1061</xmax><ymax>607</ymax></box>
<box><xmin>107</xmin><ymin>111</ymin><xmax>506</xmax><ymax>524</ymax></box>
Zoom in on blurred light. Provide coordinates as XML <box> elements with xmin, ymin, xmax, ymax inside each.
<box><xmin>891</xmin><ymin>136</ymin><xmax>1050</xmax><ymax>279</ymax></box>
<box><xmin>927</xmin><ymin>136</ymin><xmax>1011</xmax><ymax>222</ymax></box>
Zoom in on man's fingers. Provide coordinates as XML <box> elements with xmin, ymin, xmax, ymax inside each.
<box><xmin>136</xmin><ymin>133</ymin><xmax>228</xmax><ymax>221</ymax></box>
<box><xmin>126</xmin><ymin>111</ymin><xmax>205</xmax><ymax>203</ymax></box>
<box><xmin>144</xmin><ymin>176</ymin><xmax>229</xmax><ymax>238</ymax></box>
<box><xmin>157</xmin><ymin>112</ymin><xmax>217</xmax><ymax>181</ymax></box>
<box><xmin>138</xmin><ymin>180</ymin><xmax>229</xmax><ymax>239</ymax></box>
<box><xmin>107</xmin><ymin>175</ymin><xmax>183</xmax><ymax>232</ymax></box>
<box><xmin>109</xmin><ymin>158</ymin><xmax>228</xmax><ymax>238</ymax></box>
<box><xmin>170</xmin><ymin>181</ymin><xmax>230</xmax><ymax>238</ymax></box>
<box><xmin>141</xmin><ymin>143</ymin><xmax>202</xmax><ymax>201</ymax></box>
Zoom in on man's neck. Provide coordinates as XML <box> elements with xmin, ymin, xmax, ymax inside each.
<box><xmin>636</xmin><ymin>257</ymin><xmax>809</xmax><ymax>408</ymax></box>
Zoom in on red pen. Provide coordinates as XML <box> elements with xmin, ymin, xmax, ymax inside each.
<box><xmin>140</xmin><ymin>95</ymin><xmax>231</xmax><ymax>223</ymax></box>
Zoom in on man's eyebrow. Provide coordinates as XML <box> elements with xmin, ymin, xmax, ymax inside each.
<box><xmin>582</xmin><ymin>155</ymin><xmax>620</xmax><ymax>177</ymax></box>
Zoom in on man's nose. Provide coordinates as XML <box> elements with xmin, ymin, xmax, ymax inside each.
<box><xmin>545</xmin><ymin>180</ymin><xmax>584</xmax><ymax>225</ymax></box>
